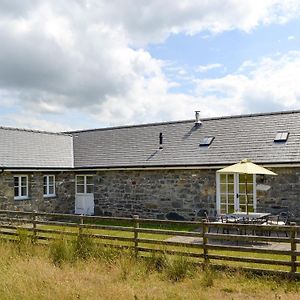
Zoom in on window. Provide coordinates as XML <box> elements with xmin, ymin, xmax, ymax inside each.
<box><xmin>43</xmin><ymin>175</ymin><xmax>55</xmax><ymax>197</ymax></box>
<box><xmin>14</xmin><ymin>175</ymin><xmax>28</xmax><ymax>200</ymax></box>
<box><xmin>274</xmin><ymin>131</ymin><xmax>289</xmax><ymax>142</ymax></box>
<box><xmin>76</xmin><ymin>175</ymin><xmax>94</xmax><ymax>194</ymax></box>
<box><xmin>200</xmin><ymin>136</ymin><xmax>214</xmax><ymax>146</ymax></box>
<box><xmin>216</xmin><ymin>173</ymin><xmax>256</xmax><ymax>214</ymax></box>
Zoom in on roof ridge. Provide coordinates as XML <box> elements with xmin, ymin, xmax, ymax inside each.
<box><xmin>0</xmin><ymin>125</ymin><xmax>72</xmax><ymax>137</ymax></box>
<box><xmin>66</xmin><ymin>109</ymin><xmax>300</xmax><ymax>134</ymax></box>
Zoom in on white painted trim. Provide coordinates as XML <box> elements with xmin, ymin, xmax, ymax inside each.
<box><xmin>43</xmin><ymin>175</ymin><xmax>56</xmax><ymax>197</ymax></box>
<box><xmin>253</xmin><ymin>174</ymin><xmax>257</xmax><ymax>212</ymax></box>
<box><xmin>216</xmin><ymin>172</ymin><xmax>257</xmax><ymax>214</ymax></box>
<box><xmin>234</xmin><ymin>174</ymin><xmax>239</xmax><ymax>212</ymax></box>
<box><xmin>14</xmin><ymin>175</ymin><xmax>29</xmax><ymax>200</ymax></box>
<box><xmin>76</xmin><ymin>175</ymin><xmax>94</xmax><ymax>195</ymax></box>
<box><xmin>216</xmin><ymin>173</ymin><xmax>220</xmax><ymax>214</ymax></box>
<box><xmin>5</xmin><ymin>162</ymin><xmax>300</xmax><ymax>172</ymax></box>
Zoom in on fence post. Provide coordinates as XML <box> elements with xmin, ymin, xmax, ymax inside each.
<box><xmin>133</xmin><ymin>215</ymin><xmax>139</xmax><ymax>258</ymax></box>
<box><xmin>290</xmin><ymin>222</ymin><xmax>297</xmax><ymax>274</ymax></box>
<box><xmin>79</xmin><ymin>215</ymin><xmax>84</xmax><ymax>236</ymax></box>
<box><xmin>202</xmin><ymin>218</ymin><xmax>209</xmax><ymax>268</ymax></box>
<box><xmin>32</xmin><ymin>210</ymin><xmax>37</xmax><ymax>243</ymax></box>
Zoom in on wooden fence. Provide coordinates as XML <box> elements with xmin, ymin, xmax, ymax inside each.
<box><xmin>0</xmin><ymin>210</ymin><xmax>299</xmax><ymax>277</ymax></box>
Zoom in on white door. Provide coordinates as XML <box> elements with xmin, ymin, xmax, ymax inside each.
<box><xmin>75</xmin><ymin>175</ymin><xmax>94</xmax><ymax>215</ymax></box>
<box><xmin>216</xmin><ymin>173</ymin><xmax>256</xmax><ymax>214</ymax></box>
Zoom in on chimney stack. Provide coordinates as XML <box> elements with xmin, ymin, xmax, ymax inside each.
<box><xmin>195</xmin><ymin>111</ymin><xmax>202</xmax><ymax>125</ymax></box>
<box><xmin>159</xmin><ymin>132</ymin><xmax>163</xmax><ymax>150</ymax></box>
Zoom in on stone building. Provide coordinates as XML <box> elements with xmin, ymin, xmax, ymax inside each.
<box><xmin>1</xmin><ymin>110</ymin><xmax>300</xmax><ymax>221</ymax></box>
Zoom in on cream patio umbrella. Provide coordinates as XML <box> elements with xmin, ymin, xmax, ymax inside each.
<box><xmin>217</xmin><ymin>159</ymin><xmax>277</xmax><ymax>214</ymax></box>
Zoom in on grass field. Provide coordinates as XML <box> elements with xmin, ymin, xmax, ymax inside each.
<box><xmin>0</xmin><ymin>237</ymin><xmax>299</xmax><ymax>300</ymax></box>
<box><xmin>1</xmin><ymin>218</ymin><xmax>298</xmax><ymax>275</ymax></box>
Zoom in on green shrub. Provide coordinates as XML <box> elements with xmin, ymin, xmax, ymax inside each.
<box><xmin>73</xmin><ymin>233</ymin><xmax>95</xmax><ymax>260</ymax></box>
<box><xmin>146</xmin><ymin>252</ymin><xmax>168</xmax><ymax>272</ymax></box>
<box><xmin>201</xmin><ymin>269</ymin><xmax>215</xmax><ymax>288</ymax></box>
<box><xmin>164</xmin><ymin>255</ymin><xmax>192</xmax><ymax>282</ymax></box>
<box><xmin>17</xmin><ymin>228</ymin><xmax>33</xmax><ymax>254</ymax></box>
<box><xmin>49</xmin><ymin>236</ymin><xmax>74</xmax><ymax>266</ymax></box>
<box><xmin>95</xmin><ymin>245</ymin><xmax>123</xmax><ymax>264</ymax></box>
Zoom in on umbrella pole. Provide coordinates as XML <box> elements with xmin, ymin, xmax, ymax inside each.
<box><xmin>245</xmin><ymin>173</ymin><xmax>248</xmax><ymax>215</ymax></box>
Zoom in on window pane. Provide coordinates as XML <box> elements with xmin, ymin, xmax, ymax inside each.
<box><xmin>43</xmin><ymin>176</ymin><xmax>47</xmax><ymax>185</ymax></box>
<box><xmin>220</xmin><ymin>194</ymin><xmax>227</xmax><ymax>202</ymax></box>
<box><xmin>247</xmin><ymin>184</ymin><xmax>253</xmax><ymax>193</ymax></box>
<box><xmin>21</xmin><ymin>176</ymin><xmax>27</xmax><ymax>186</ymax></box>
<box><xmin>86</xmin><ymin>176</ymin><xmax>93</xmax><ymax>185</ymax></box>
<box><xmin>220</xmin><ymin>184</ymin><xmax>226</xmax><ymax>193</ymax></box>
<box><xmin>43</xmin><ymin>186</ymin><xmax>47</xmax><ymax>195</ymax></box>
<box><xmin>228</xmin><ymin>205</ymin><xmax>235</xmax><ymax>213</ymax></box>
<box><xmin>49</xmin><ymin>176</ymin><xmax>54</xmax><ymax>185</ymax></box>
<box><xmin>228</xmin><ymin>194</ymin><xmax>234</xmax><ymax>205</ymax></box>
<box><xmin>14</xmin><ymin>177</ymin><xmax>19</xmax><ymax>187</ymax></box>
<box><xmin>21</xmin><ymin>186</ymin><xmax>27</xmax><ymax>197</ymax></box>
<box><xmin>220</xmin><ymin>204</ymin><xmax>227</xmax><ymax>214</ymax></box>
<box><xmin>77</xmin><ymin>176</ymin><xmax>84</xmax><ymax>185</ymax></box>
<box><xmin>14</xmin><ymin>187</ymin><xmax>19</xmax><ymax>197</ymax></box>
<box><xmin>227</xmin><ymin>174</ymin><xmax>234</xmax><ymax>183</ymax></box>
<box><xmin>86</xmin><ymin>185</ymin><xmax>94</xmax><ymax>194</ymax></box>
<box><xmin>220</xmin><ymin>174</ymin><xmax>226</xmax><ymax>183</ymax></box>
<box><xmin>77</xmin><ymin>185</ymin><xmax>84</xmax><ymax>193</ymax></box>
<box><xmin>239</xmin><ymin>195</ymin><xmax>246</xmax><ymax>205</ymax></box>
<box><xmin>49</xmin><ymin>185</ymin><xmax>54</xmax><ymax>195</ymax></box>
<box><xmin>228</xmin><ymin>184</ymin><xmax>234</xmax><ymax>193</ymax></box>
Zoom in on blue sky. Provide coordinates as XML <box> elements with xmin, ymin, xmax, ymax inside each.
<box><xmin>1</xmin><ymin>1</ymin><xmax>300</xmax><ymax>131</ymax></box>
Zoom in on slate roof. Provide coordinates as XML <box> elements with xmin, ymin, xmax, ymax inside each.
<box><xmin>0</xmin><ymin>127</ymin><xmax>73</xmax><ymax>168</ymax></box>
<box><xmin>70</xmin><ymin>110</ymin><xmax>300</xmax><ymax>168</ymax></box>
<box><xmin>2</xmin><ymin>110</ymin><xmax>300</xmax><ymax>169</ymax></box>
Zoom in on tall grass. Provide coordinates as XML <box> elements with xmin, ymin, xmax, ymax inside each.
<box><xmin>0</xmin><ymin>237</ymin><xmax>299</xmax><ymax>299</ymax></box>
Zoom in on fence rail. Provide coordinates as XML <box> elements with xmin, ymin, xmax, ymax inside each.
<box><xmin>0</xmin><ymin>209</ymin><xmax>299</xmax><ymax>277</ymax></box>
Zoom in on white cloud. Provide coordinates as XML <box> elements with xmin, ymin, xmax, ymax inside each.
<box><xmin>92</xmin><ymin>0</ymin><xmax>300</xmax><ymax>45</ymax></box>
<box><xmin>196</xmin><ymin>63</ymin><xmax>223</xmax><ymax>73</ymax></box>
<box><xmin>194</xmin><ymin>51</ymin><xmax>300</xmax><ymax>116</ymax></box>
<box><xmin>288</xmin><ymin>35</ymin><xmax>295</xmax><ymax>40</ymax></box>
<box><xmin>1</xmin><ymin>113</ymin><xmax>73</xmax><ymax>132</ymax></box>
<box><xmin>0</xmin><ymin>1</ymin><xmax>300</xmax><ymax>129</ymax></box>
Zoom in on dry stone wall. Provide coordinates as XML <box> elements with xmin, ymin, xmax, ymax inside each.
<box><xmin>1</xmin><ymin>167</ymin><xmax>300</xmax><ymax>221</ymax></box>
<box><xmin>93</xmin><ymin>169</ymin><xmax>216</xmax><ymax>220</ymax></box>
<box><xmin>0</xmin><ymin>171</ymin><xmax>75</xmax><ymax>213</ymax></box>
<box><xmin>256</xmin><ymin>167</ymin><xmax>300</xmax><ymax>221</ymax></box>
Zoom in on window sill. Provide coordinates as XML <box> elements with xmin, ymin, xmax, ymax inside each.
<box><xmin>14</xmin><ymin>197</ymin><xmax>30</xmax><ymax>201</ymax></box>
<box><xmin>43</xmin><ymin>195</ymin><xmax>56</xmax><ymax>199</ymax></box>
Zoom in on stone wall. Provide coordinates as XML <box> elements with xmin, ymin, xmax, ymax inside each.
<box><xmin>256</xmin><ymin>167</ymin><xmax>300</xmax><ymax>221</ymax></box>
<box><xmin>0</xmin><ymin>171</ymin><xmax>75</xmax><ymax>213</ymax></box>
<box><xmin>1</xmin><ymin>167</ymin><xmax>300</xmax><ymax>221</ymax></box>
<box><xmin>93</xmin><ymin>169</ymin><xmax>216</xmax><ymax>220</ymax></box>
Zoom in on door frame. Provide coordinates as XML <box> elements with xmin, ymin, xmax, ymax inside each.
<box><xmin>216</xmin><ymin>173</ymin><xmax>257</xmax><ymax>214</ymax></box>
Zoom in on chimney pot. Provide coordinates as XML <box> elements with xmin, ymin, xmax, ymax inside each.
<box><xmin>159</xmin><ymin>132</ymin><xmax>163</xmax><ymax>149</ymax></box>
<box><xmin>195</xmin><ymin>111</ymin><xmax>202</xmax><ymax>125</ymax></box>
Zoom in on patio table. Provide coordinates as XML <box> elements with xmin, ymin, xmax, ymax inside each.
<box><xmin>225</xmin><ymin>212</ymin><xmax>271</xmax><ymax>223</ymax></box>
<box><xmin>223</xmin><ymin>212</ymin><xmax>271</xmax><ymax>236</ymax></box>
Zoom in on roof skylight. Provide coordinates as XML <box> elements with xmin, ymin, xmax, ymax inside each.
<box><xmin>274</xmin><ymin>131</ymin><xmax>289</xmax><ymax>142</ymax></box>
<box><xmin>200</xmin><ymin>136</ymin><xmax>214</xmax><ymax>147</ymax></box>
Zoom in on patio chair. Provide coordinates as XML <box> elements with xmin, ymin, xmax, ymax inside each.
<box><xmin>266</xmin><ymin>212</ymin><xmax>289</xmax><ymax>237</ymax></box>
<box><xmin>205</xmin><ymin>213</ymin><xmax>227</xmax><ymax>234</ymax></box>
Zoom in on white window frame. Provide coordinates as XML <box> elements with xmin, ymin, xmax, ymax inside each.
<box><xmin>76</xmin><ymin>175</ymin><xmax>94</xmax><ymax>194</ymax></box>
<box><xmin>14</xmin><ymin>175</ymin><xmax>29</xmax><ymax>200</ymax></box>
<box><xmin>43</xmin><ymin>175</ymin><xmax>56</xmax><ymax>197</ymax></box>
<box><xmin>216</xmin><ymin>173</ymin><xmax>257</xmax><ymax>214</ymax></box>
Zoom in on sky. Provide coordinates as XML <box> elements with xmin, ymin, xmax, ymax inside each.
<box><xmin>1</xmin><ymin>0</ymin><xmax>300</xmax><ymax>131</ymax></box>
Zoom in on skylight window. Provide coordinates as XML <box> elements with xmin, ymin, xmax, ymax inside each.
<box><xmin>274</xmin><ymin>131</ymin><xmax>289</xmax><ymax>142</ymax></box>
<box><xmin>200</xmin><ymin>136</ymin><xmax>214</xmax><ymax>146</ymax></box>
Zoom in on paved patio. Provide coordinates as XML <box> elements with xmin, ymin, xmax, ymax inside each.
<box><xmin>165</xmin><ymin>235</ymin><xmax>300</xmax><ymax>251</ymax></box>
